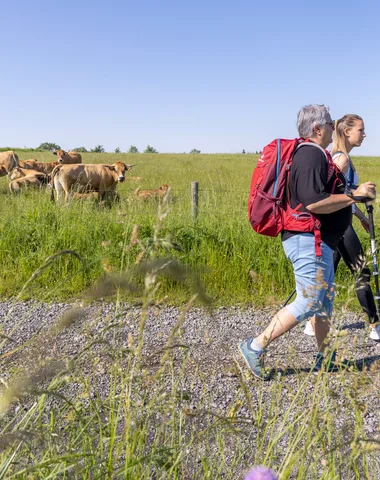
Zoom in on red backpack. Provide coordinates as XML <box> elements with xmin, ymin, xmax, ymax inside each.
<box><xmin>248</xmin><ymin>138</ymin><xmax>336</xmax><ymax>256</ymax></box>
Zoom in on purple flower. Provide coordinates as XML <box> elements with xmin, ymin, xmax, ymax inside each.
<box><xmin>245</xmin><ymin>466</ymin><xmax>278</xmax><ymax>480</ymax></box>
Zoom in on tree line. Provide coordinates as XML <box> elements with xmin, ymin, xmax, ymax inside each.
<box><xmin>1</xmin><ymin>143</ymin><xmax>261</xmax><ymax>155</ymax></box>
<box><xmin>36</xmin><ymin>143</ymin><xmax>157</xmax><ymax>154</ymax></box>
<box><xmin>36</xmin><ymin>143</ymin><xmax>202</xmax><ymax>154</ymax></box>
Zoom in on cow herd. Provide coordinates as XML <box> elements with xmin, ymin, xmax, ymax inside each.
<box><xmin>0</xmin><ymin>149</ymin><xmax>170</xmax><ymax>203</ymax></box>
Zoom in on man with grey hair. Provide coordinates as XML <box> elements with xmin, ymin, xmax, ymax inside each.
<box><xmin>239</xmin><ymin>104</ymin><xmax>376</xmax><ymax>379</ymax></box>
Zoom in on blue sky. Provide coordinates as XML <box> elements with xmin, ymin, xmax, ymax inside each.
<box><xmin>1</xmin><ymin>0</ymin><xmax>380</xmax><ymax>154</ymax></box>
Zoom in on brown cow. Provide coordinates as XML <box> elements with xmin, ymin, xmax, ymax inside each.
<box><xmin>53</xmin><ymin>150</ymin><xmax>82</xmax><ymax>164</ymax></box>
<box><xmin>10</xmin><ymin>166</ymin><xmax>49</xmax><ymax>180</ymax></box>
<box><xmin>50</xmin><ymin>162</ymin><xmax>134</xmax><ymax>202</ymax></box>
<box><xmin>17</xmin><ymin>158</ymin><xmax>38</xmax><ymax>167</ymax></box>
<box><xmin>9</xmin><ymin>174</ymin><xmax>49</xmax><ymax>193</ymax></box>
<box><xmin>72</xmin><ymin>192</ymin><xmax>100</xmax><ymax>201</ymax></box>
<box><xmin>0</xmin><ymin>151</ymin><xmax>19</xmax><ymax>176</ymax></box>
<box><xmin>19</xmin><ymin>159</ymin><xmax>59</xmax><ymax>174</ymax></box>
<box><xmin>134</xmin><ymin>184</ymin><xmax>170</xmax><ymax>199</ymax></box>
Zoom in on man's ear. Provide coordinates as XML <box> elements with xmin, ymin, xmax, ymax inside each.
<box><xmin>313</xmin><ymin>124</ymin><xmax>322</xmax><ymax>136</ymax></box>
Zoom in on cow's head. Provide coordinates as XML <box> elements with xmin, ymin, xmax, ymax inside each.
<box><xmin>107</xmin><ymin>162</ymin><xmax>135</xmax><ymax>182</ymax></box>
<box><xmin>10</xmin><ymin>167</ymin><xmax>23</xmax><ymax>180</ymax></box>
<box><xmin>53</xmin><ymin>150</ymin><xmax>68</xmax><ymax>164</ymax></box>
<box><xmin>23</xmin><ymin>160</ymin><xmax>37</xmax><ymax>169</ymax></box>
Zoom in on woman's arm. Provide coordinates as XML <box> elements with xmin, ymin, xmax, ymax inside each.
<box><xmin>353</xmin><ymin>205</ymin><xmax>370</xmax><ymax>232</ymax></box>
<box><xmin>354</xmin><ymin>205</ymin><xmax>365</xmax><ymax>220</ymax></box>
<box><xmin>333</xmin><ymin>153</ymin><xmax>350</xmax><ymax>174</ymax></box>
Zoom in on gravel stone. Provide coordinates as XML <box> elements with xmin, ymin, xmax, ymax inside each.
<box><xmin>0</xmin><ymin>300</ymin><xmax>379</xmax><ymax>476</ymax></box>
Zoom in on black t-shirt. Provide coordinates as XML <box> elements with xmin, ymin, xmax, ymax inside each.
<box><xmin>281</xmin><ymin>144</ymin><xmax>352</xmax><ymax>249</ymax></box>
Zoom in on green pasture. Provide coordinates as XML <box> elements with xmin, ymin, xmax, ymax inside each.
<box><xmin>0</xmin><ymin>152</ymin><xmax>379</xmax><ymax>479</ymax></box>
<box><xmin>0</xmin><ymin>151</ymin><xmax>379</xmax><ymax>309</ymax></box>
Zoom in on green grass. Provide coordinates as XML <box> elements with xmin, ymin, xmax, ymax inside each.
<box><xmin>0</xmin><ymin>210</ymin><xmax>379</xmax><ymax>478</ymax></box>
<box><xmin>0</xmin><ymin>151</ymin><xmax>379</xmax><ymax>310</ymax></box>
<box><xmin>0</xmin><ymin>188</ymin><xmax>379</xmax><ymax>478</ymax></box>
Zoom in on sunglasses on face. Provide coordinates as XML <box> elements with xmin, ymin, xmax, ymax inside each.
<box><xmin>323</xmin><ymin>120</ymin><xmax>335</xmax><ymax>130</ymax></box>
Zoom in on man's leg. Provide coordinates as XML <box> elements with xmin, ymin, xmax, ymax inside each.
<box><xmin>305</xmin><ymin>241</ymin><xmax>343</xmax><ymax>337</ymax></box>
<box><xmin>309</xmin><ymin>315</ymin><xmax>331</xmax><ymax>352</ymax></box>
<box><xmin>255</xmin><ymin>307</ymin><xmax>298</xmax><ymax>348</ymax></box>
<box><xmin>239</xmin><ymin>234</ymin><xmax>335</xmax><ymax>378</ymax></box>
<box><xmin>310</xmin><ymin>246</ymin><xmax>335</xmax><ymax>358</ymax></box>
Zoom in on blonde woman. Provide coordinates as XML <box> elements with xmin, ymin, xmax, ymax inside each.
<box><xmin>304</xmin><ymin>114</ymin><xmax>380</xmax><ymax>341</ymax></box>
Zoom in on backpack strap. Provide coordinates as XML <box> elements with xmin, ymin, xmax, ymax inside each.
<box><xmin>295</xmin><ymin>141</ymin><xmax>328</xmax><ymax>158</ymax></box>
<box><xmin>295</xmin><ymin>141</ymin><xmax>336</xmax><ymax>181</ymax></box>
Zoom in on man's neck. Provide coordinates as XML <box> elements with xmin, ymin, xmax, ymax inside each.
<box><xmin>308</xmin><ymin>136</ymin><xmax>328</xmax><ymax>150</ymax></box>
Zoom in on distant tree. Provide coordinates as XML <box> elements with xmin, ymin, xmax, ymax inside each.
<box><xmin>72</xmin><ymin>147</ymin><xmax>88</xmax><ymax>153</ymax></box>
<box><xmin>128</xmin><ymin>145</ymin><xmax>139</xmax><ymax>153</ymax></box>
<box><xmin>190</xmin><ymin>149</ymin><xmax>201</xmax><ymax>154</ymax></box>
<box><xmin>91</xmin><ymin>145</ymin><xmax>105</xmax><ymax>153</ymax></box>
<box><xmin>37</xmin><ymin>142</ymin><xmax>61</xmax><ymax>151</ymax></box>
<box><xmin>242</xmin><ymin>149</ymin><xmax>246</xmax><ymax>154</ymax></box>
<box><xmin>144</xmin><ymin>145</ymin><xmax>158</xmax><ymax>153</ymax></box>
<box><xmin>114</xmin><ymin>147</ymin><xmax>121</xmax><ymax>153</ymax></box>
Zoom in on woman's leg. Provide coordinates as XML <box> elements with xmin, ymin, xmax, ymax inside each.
<box><xmin>333</xmin><ymin>242</ymin><xmax>342</xmax><ymax>273</ymax></box>
<box><xmin>337</xmin><ymin>224</ymin><xmax>378</xmax><ymax>323</ymax></box>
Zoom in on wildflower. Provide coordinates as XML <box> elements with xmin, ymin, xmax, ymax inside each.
<box><xmin>245</xmin><ymin>466</ymin><xmax>278</xmax><ymax>480</ymax></box>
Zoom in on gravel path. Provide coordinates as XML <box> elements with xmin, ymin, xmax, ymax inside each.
<box><xmin>1</xmin><ymin>300</ymin><xmax>379</xmax><ymax>477</ymax></box>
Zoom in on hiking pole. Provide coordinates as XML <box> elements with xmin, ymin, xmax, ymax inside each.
<box><xmin>365</xmin><ymin>203</ymin><xmax>380</xmax><ymax>318</ymax></box>
<box><xmin>281</xmin><ymin>288</ymin><xmax>296</xmax><ymax>308</ymax></box>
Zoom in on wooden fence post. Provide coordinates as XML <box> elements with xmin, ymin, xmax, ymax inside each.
<box><xmin>191</xmin><ymin>181</ymin><xmax>198</xmax><ymax>221</ymax></box>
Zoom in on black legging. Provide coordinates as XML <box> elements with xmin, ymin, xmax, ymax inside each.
<box><xmin>334</xmin><ymin>223</ymin><xmax>378</xmax><ymax>323</ymax></box>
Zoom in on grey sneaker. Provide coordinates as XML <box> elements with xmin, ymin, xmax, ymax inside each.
<box><xmin>313</xmin><ymin>350</ymin><xmax>349</xmax><ymax>372</ymax></box>
<box><xmin>238</xmin><ymin>338</ymin><xmax>266</xmax><ymax>380</ymax></box>
<box><xmin>313</xmin><ymin>352</ymin><xmax>333</xmax><ymax>372</ymax></box>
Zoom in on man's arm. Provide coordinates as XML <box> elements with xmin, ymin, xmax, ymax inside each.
<box><xmin>306</xmin><ymin>182</ymin><xmax>376</xmax><ymax>214</ymax></box>
<box><xmin>306</xmin><ymin>194</ymin><xmax>354</xmax><ymax>214</ymax></box>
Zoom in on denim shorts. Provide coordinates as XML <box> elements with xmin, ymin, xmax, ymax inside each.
<box><xmin>282</xmin><ymin>233</ymin><xmax>335</xmax><ymax>322</ymax></box>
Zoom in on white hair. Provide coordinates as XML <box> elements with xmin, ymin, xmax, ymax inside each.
<box><xmin>297</xmin><ymin>104</ymin><xmax>331</xmax><ymax>138</ymax></box>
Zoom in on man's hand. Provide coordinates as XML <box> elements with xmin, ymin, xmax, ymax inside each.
<box><xmin>352</xmin><ymin>182</ymin><xmax>376</xmax><ymax>201</ymax></box>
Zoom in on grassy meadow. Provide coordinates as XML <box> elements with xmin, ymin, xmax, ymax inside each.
<box><xmin>0</xmin><ymin>151</ymin><xmax>379</xmax><ymax>310</ymax></box>
<box><xmin>0</xmin><ymin>151</ymin><xmax>380</xmax><ymax>478</ymax></box>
